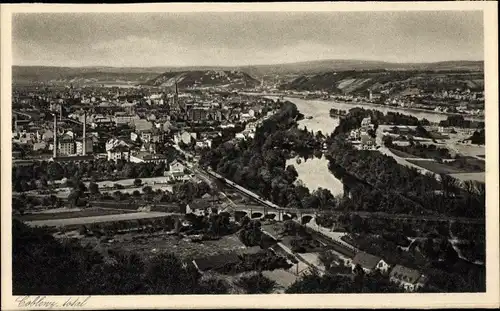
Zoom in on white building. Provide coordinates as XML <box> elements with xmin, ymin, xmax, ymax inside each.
<box><xmin>361</xmin><ymin>117</ymin><xmax>372</xmax><ymax>128</ymax></box>
<box><xmin>130</xmin><ymin>151</ymin><xmax>168</xmax><ymax>164</ymax></box>
<box><xmin>351</xmin><ymin>252</ymin><xmax>391</xmax><ymax>275</ymax></box>
<box><xmin>389</xmin><ymin>265</ymin><xmax>427</xmax><ymax>292</ymax></box>
<box><xmin>75</xmin><ymin>138</ymin><xmax>93</xmax><ymax>155</ymax></box>
<box><xmin>106</xmin><ymin>138</ymin><xmax>131</xmax><ymax>152</ymax></box>
<box><xmin>107</xmin><ymin>145</ymin><xmax>130</xmax><ymax>162</ymax></box>
<box><xmin>175</xmin><ymin>131</ymin><xmax>197</xmax><ymax>145</ymax></box>
<box><xmin>195</xmin><ymin>139</ymin><xmax>212</xmax><ymax>149</ymax></box>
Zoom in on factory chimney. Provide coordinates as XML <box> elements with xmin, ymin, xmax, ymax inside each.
<box><xmin>59</xmin><ymin>105</ymin><xmax>63</xmax><ymax>121</ymax></box>
<box><xmin>82</xmin><ymin>111</ymin><xmax>87</xmax><ymax>156</ymax></box>
<box><xmin>53</xmin><ymin>114</ymin><xmax>58</xmax><ymax>158</ymax></box>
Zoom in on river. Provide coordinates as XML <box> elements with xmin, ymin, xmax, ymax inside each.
<box><xmin>286</xmin><ymin>156</ymin><xmax>344</xmax><ymax>197</ymax></box>
<box><xmin>264</xmin><ymin>95</ymin><xmax>483</xmax><ymax>124</ymax></box>
<box><xmin>274</xmin><ymin>96</ymin><xmax>345</xmax><ymax>197</ymax></box>
<box><xmin>267</xmin><ymin>94</ymin><xmax>484</xmax><ymax>198</ymax></box>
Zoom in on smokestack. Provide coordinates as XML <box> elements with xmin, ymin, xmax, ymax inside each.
<box><xmin>82</xmin><ymin>112</ymin><xmax>87</xmax><ymax>156</ymax></box>
<box><xmin>53</xmin><ymin>114</ymin><xmax>57</xmax><ymax>158</ymax></box>
<box><xmin>59</xmin><ymin>105</ymin><xmax>62</xmax><ymax>121</ymax></box>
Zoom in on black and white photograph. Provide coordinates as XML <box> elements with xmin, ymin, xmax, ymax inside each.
<box><xmin>1</xmin><ymin>2</ymin><xmax>498</xmax><ymax>310</ymax></box>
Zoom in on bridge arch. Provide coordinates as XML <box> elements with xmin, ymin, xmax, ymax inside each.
<box><xmin>251</xmin><ymin>212</ymin><xmax>263</xmax><ymax>219</ymax></box>
<box><xmin>301</xmin><ymin>215</ymin><xmax>314</xmax><ymax>225</ymax></box>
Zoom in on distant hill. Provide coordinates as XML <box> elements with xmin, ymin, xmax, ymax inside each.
<box><xmin>142</xmin><ymin>70</ymin><xmax>260</xmax><ymax>89</ymax></box>
<box><xmin>12</xmin><ymin>60</ymin><xmax>483</xmax><ymax>85</ymax></box>
<box><xmin>12</xmin><ymin>66</ymin><xmax>163</xmax><ymax>85</ymax></box>
<box><xmin>281</xmin><ymin>69</ymin><xmax>484</xmax><ymax>94</ymax></box>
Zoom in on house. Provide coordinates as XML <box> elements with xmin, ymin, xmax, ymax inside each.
<box><xmin>134</xmin><ymin>119</ymin><xmax>153</xmax><ymax>132</ymax></box>
<box><xmin>361</xmin><ymin>117</ymin><xmax>372</xmax><ymax>128</ymax></box>
<box><xmin>33</xmin><ymin>141</ymin><xmax>47</xmax><ymax>151</ymax></box>
<box><xmin>195</xmin><ymin>139</ymin><xmax>212</xmax><ymax>149</ymax></box>
<box><xmin>438</xmin><ymin>126</ymin><xmax>455</xmax><ymax>134</ymax></box>
<box><xmin>235</xmin><ymin>133</ymin><xmax>246</xmax><ymax>140</ymax></box>
<box><xmin>41</xmin><ymin>129</ymin><xmax>54</xmax><ymax>141</ymax></box>
<box><xmin>240</xmin><ymin>113</ymin><xmax>252</xmax><ymax>122</ymax></box>
<box><xmin>140</xmin><ymin>142</ymin><xmax>157</xmax><ymax>154</ymax></box>
<box><xmin>75</xmin><ymin>138</ymin><xmax>93</xmax><ymax>155</ymax></box>
<box><xmin>245</xmin><ymin>122</ymin><xmax>258</xmax><ymax>133</ymax></box>
<box><xmin>349</xmin><ymin>129</ymin><xmax>361</xmax><ymax>141</ymax></box>
<box><xmin>139</xmin><ymin>130</ymin><xmax>152</xmax><ymax>143</ymax></box>
<box><xmin>114</xmin><ymin>113</ymin><xmax>139</xmax><ymax>126</ymax></box>
<box><xmin>175</xmin><ymin>131</ymin><xmax>197</xmax><ymax>145</ymax></box>
<box><xmin>129</xmin><ymin>151</ymin><xmax>168</xmax><ymax>164</ymax></box>
<box><xmin>162</xmin><ymin>120</ymin><xmax>172</xmax><ymax>133</ymax></box>
<box><xmin>360</xmin><ymin>133</ymin><xmax>376</xmax><ymax>149</ymax></box>
<box><xmin>170</xmin><ymin>160</ymin><xmax>185</xmax><ymax>174</ymax></box>
<box><xmin>107</xmin><ymin>145</ymin><xmax>131</xmax><ymax>162</ymax></box>
<box><xmin>192</xmin><ymin>252</ymin><xmax>240</xmax><ymax>273</ymax></box>
<box><xmin>164</xmin><ymin>160</ymin><xmax>189</xmax><ymax>181</ymax></box>
<box><xmin>351</xmin><ymin>252</ymin><xmax>390</xmax><ymax>274</ymax></box>
<box><xmin>91</xmin><ymin>116</ymin><xmax>114</xmax><ymax>128</ymax></box>
<box><xmin>58</xmin><ymin>134</ymin><xmax>75</xmax><ymax>155</ymax></box>
<box><xmin>106</xmin><ymin>138</ymin><xmax>131</xmax><ymax>152</ymax></box>
<box><xmin>186</xmin><ymin>199</ymin><xmax>208</xmax><ymax>217</ymax></box>
<box><xmin>130</xmin><ymin>132</ymin><xmax>139</xmax><ymax>142</ymax></box>
<box><xmin>389</xmin><ymin>265</ymin><xmax>427</xmax><ymax>292</ymax></box>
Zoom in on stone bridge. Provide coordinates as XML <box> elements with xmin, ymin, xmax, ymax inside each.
<box><xmin>232</xmin><ymin>208</ymin><xmax>317</xmax><ymax>224</ymax></box>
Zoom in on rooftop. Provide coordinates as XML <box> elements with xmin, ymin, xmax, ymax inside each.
<box><xmin>389</xmin><ymin>265</ymin><xmax>425</xmax><ymax>284</ymax></box>
<box><xmin>192</xmin><ymin>252</ymin><xmax>240</xmax><ymax>272</ymax></box>
<box><xmin>352</xmin><ymin>251</ymin><xmax>382</xmax><ymax>270</ymax></box>
<box><xmin>132</xmin><ymin>151</ymin><xmax>167</xmax><ymax>161</ymax></box>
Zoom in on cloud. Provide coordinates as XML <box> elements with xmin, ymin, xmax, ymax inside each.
<box><xmin>12</xmin><ymin>11</ymin><xmax>484</xmax><ymax>66</ymax></box>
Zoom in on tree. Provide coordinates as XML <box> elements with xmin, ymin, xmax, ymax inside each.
<box><xmin>89</xmin><ymin>182</ymin><xmax>99</xmax><ymax>195</ymax></box>
<box><xmin>318</xmin><ymin>251</ymin><xmax>339</xmax><ymax>271</ymax></box>
<box><xmin>68</xmin><ymin>189</ymin><xmax>81</xmax><ymax>208</ymax></box>
<box><xmin>235</xmin><ymin>273</ymin><xmax>276</xmax><ymax>294</ymax></box>
<box><xmin>47</xmin><ymin>162</ymin><xmax>64</xmax><ymax>180</ymax></box>
<box><xmin>239</xmin><ymin>220</ymin><xmax>263</xmax><ymax>246</ymax></box>
<box><xmin>195</xmin><ymin>277</ymin><xmax>230</xmax><ymax>294</ymax></box>
<box><xmin>134</xmin><ymin>178</ymin><xmax>142</xmax><ymax>187</ymax></box>
<box><xmin>439</xmin><ymin>174</ymin><xmax>458</xmax><ymax>198</ymax></box>
<box><xmin>143</xmin><ymin>253</ymin><xmax>199</xmax><ymax>294</ymax></box>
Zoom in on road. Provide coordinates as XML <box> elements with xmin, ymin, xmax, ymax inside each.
<box><xmin>182</xmin><ymin>158</ymin><xmax>238</xmax><ymax>212</ymax></box>
<box><xmin>375</xmin><ymin>125</ymin><xmax>439</xmax><ymax>179</ymax></box>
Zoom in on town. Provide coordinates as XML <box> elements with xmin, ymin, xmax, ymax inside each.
<box><xmin>9</xmin><ymin>9</ymin><xmax>488</xmax><ymax>298</ymax></box>
<box><xmin>12</xmin><ymin>65</ymin><xmax>486</xmax><ymax>295</ymax></box>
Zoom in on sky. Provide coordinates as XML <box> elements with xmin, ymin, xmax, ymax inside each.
<box><xmin>12</xmin><ymin>11</ymin><xmax>484</xmax><ymax>67</ymax></box>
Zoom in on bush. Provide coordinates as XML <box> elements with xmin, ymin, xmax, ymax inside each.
<box><xmin>236</xmin><ymin>273</ymin><xmax>277</xmax><ymax>294</ymax></box>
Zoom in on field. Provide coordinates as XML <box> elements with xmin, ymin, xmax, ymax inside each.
<box><xmin>17</xmin><ymin>207</ymin><xmax>134</xmax><ymax>222</ymax></box>
<box><xmin>90</xmin><ymin>201</ymin><xmax>182</xmax><ymax>213</ymax></box>
<box><xmin>449</xmin><ymin>173</ymin><xmax>485</xmax><ymax>183</ymax></box>
<box><xmin>81</xmin><ymin>232</ymin><xmax>247</xmax><ymax>261</ymax></box>
<box><xmin>407</xmin><ymin>159</ymin><xmax>484</xmax><ymax>176</ymax></box>
<box><xmin>88</xmin><ymin>176</ymin><xmax>175</xmax><ymax>189</ymax></box>
<box><xmin>389</xmin><ymin>148</ymin><xmax>420</xmax><ymax>159</ymax></box>
<box><xmin>25</xmin><ymin>211</ymin><xmax>173</xmax><ymax>227</ymax></box>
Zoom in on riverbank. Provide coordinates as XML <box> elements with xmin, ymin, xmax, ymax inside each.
<box><xmin>244</xmin><ymin>92</ymin><xmax>483</xmax><ymax>123</ymax></box>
